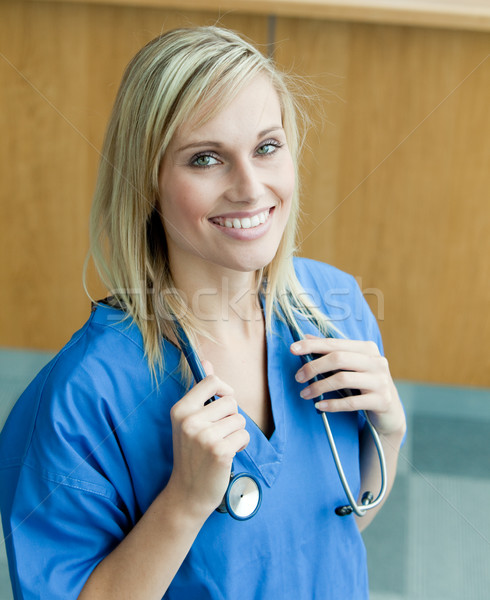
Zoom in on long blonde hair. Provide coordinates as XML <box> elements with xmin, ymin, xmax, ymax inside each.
<box><xmin>85</xmin><ymin>26</ymin><xmax>332</xmax><ymax>379</ymax></box>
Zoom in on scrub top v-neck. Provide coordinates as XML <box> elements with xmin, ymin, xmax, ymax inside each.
<box><xmin>0</xmin><ymin>257</ymin><xmax>383</xmax><ymax>600</ymax></box>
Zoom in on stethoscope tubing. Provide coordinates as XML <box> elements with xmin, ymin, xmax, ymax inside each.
<box><xmin>290</xmin><ymin>320</ymin><xmax>387</xmax><ymax>517</ymax></box>
<box><xmin>176</xmin><ymin>324</ymin><xmax>218</xmax><ymax>404</ymax></box>
<box><xmin>321</xmin><ymin>410</ymin><xmax>387</xmax><ymax>516</ymax></box>
<box><xmin>175</xmin><ymin>323</ymin><xmax>262</xmax><ymax>521</ymax></box>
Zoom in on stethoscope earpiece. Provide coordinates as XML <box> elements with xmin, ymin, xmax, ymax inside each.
<box><xmin>335</xmin><ymin>491</ymin><xmax>376</xmax><ymax>517</ymax></box>
<box><xmin>335</xmin><ymin>505</ymin><xmax>353</xmax><ymax>517</ymax></box>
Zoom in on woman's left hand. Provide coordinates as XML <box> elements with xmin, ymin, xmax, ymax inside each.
<box><xmin>291</xmin><ymin>335</ymin><xmax>405</xmax><ymax>436</ymax></box>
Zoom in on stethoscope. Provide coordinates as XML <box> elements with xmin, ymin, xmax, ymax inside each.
<box><xmin>176</xmin><ymin>323</ymin><xmax>262</xmax><ymax>521</ymax></box>
<box><xmin>175</xmin><ymin>315</ymin><xmax>387</xmax><ymax>520</ymax></box>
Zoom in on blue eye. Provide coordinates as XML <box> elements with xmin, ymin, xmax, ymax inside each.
<box><xmin>256</xmin><ymin>141</ymin><xmax>281</xmax><ymax>156</ymax></box>
<box><xmin>191</xmin><ymin>154</ymin><xmax>219</xmax><ymax>167</ymax></box>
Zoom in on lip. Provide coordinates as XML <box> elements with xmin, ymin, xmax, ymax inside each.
<box><xmin>209</xmin><ymin>207</ymin><xmax>275</xmax><ymax>241</ymax></box>
<box><xmin>208</xmin><ymin>206</ymin><xmax>274</xmax><ymax>220</ymax></box>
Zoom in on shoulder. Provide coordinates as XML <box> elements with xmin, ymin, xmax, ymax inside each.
<box><xmin>33</xmin><ymin>303</ymin><xmax>152</xmax><ymax>412</ymax></box>
<box><xmin>292</xmin><ymin>256</ymin><xmax>383</xmax><ymax>349</ymax></box>
<box><xmin>0</xmin><ymin>304</ymin><xmax>170</xmax><ymax>478</ymax></box>
<box><xmin>292</xmin><ymin>256</ymin><xmax>362</xmax><ymax>317</ymax></box>
<box><xmin>293</xmin><ymin>256</ymin><xmax>359</xmax><ymax>291</ymax></box>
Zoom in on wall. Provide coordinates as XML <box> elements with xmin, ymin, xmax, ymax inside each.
<box><xmin>1</xmin><ymin>0</ymin><xmax>489</xmax><ymax>385</ymax></box>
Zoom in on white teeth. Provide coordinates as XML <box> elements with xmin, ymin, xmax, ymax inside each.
<box><xmin>213</xmin><ymin>209</ymin><xmax>271</xmax><ymax>229</ymax></box>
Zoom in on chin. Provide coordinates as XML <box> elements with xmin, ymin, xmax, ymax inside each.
<box><xmin>227</xmin><ymin>252</ymin><xmax>278</xmax><ymax>274</ymax></box>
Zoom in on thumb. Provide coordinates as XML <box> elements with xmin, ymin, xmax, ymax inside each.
<box><xmin>201</xmin><ymin>359</ymin><xmax>214</xmax><ymax>377</ymax></box>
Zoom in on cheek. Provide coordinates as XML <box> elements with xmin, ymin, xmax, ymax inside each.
<box><xmin>278</xmin><ymin>155</ymin><xmax>296</xmax><ymax>207</ymax></box>
<box><xmin>159</xmin><ymin>176</ymin><xmax>206</xmax><ymax>226</ymax></box>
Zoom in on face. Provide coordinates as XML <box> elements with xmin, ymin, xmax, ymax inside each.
<box><xmin>157</xmin><ymin>74</ymin><xmax>295</xmax><ymax>280</ymax></box>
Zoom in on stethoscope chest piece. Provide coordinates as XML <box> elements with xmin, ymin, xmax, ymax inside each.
<box><xmin>217</xmin><ymin>472</ymin><xmax>262</xmax><ymax>520</ymax></box>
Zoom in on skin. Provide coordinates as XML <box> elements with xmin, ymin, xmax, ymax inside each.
<box><xmin>158</xmin><ymin>74</ymin><xmax>295</xmax><ymax>279</ymax></box>
<box><xmin>79</xmin><ymin>74</ymin><xmax>406</xmax><ymax>599</ymax></box>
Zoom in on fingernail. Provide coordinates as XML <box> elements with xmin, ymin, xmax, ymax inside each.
<box><xmin>291</xmin><ymin>342</ymin><xmax>302</xmax><ymax>352</ymax></box>
<box><xmin>295</xmin><ymin>369</ymin><xmax>305</xmax><ymax>382</ymax></box>
<box><xmin>300</xmin><ymin>387</ymin><xmax>311</xmax><ymax>399</ymax></box>
<box><xmin>315</xmin><ymin>401</ymin><xmax>327</xmax><ymax>411</ymax></box>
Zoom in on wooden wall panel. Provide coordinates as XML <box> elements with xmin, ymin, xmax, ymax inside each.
<box><xmin>274</xmin><ymin>19</ymin><xmax>490</xmax><ymax>385</ymax></box>
<box><xmin>0</xmin><ymin>1</ymin><xmax>270</xmax><ymax>349</ymax></box>
<box><xmin>1</xmin><ymin>2</ymin><xmax>489</xmax><ymax>386</ymax></box>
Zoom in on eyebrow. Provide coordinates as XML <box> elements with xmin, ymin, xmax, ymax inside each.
<box><xmin>176</xmin><ymin>126</ymin><xmax>284</xmax><ymax>153</ymax></box>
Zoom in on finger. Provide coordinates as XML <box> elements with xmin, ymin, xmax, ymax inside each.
<box><xmin>314</xmin><ymin>392</ymin><xmax>377</xmax><ymax>413</ymax></box>
<box><xmin>177</xmin><ymin>396</ymin><xmax>240</xmax><ymax>443</ymax></box>
<box><xmin>295</xmin><ymin>350</ymin><xmax>375</xmax><ymax>383</ymax></box>
<box><xmin>198</xmin><ymin>395</ymin><xmax>240</xmax><ymax>423</ymax></box>
<box><xmin>198</xmin><ymin>429</ymin><xmax>250</xmax><ymax>466</ymax></box>
<box><xmin>172</xmin><ymin>375</ymin><xmax>234</xmax><ymax>420</ymax></box>
<box><xmin>221</xmin><ymin>428</ymin><xmax>250</xmax><ymax>455</ymax></box>
<box><xmin>197</xmin><ymin>412</ymin><xmax>247</xmax><ymax>448</ymax></box>
<box><xmin>190</xmin><ymin>417</ymin><xmax>249</xmax><ymax>469</ymax></box>
<box><xmin>291</xmin><ymin>337</ymin><xmax>381</xmax><ymax>358</ymax></box>
<box><xmin>299</xmin><ymin>371</ymin><xmax>376</xmax><ymax>400</ymax></box>
<box><xmin>195</xmin><ymin>374</ymin><xmax>234</xmax><ymax>402</ymax></box>
<box><xmin>315</xmin><ymin>389</ymin><xmax>392</xmax><ymax>414</ymax></box>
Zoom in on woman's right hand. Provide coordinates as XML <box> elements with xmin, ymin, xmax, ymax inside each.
<box><xmin>167</xmin><ymin>362</ymin><xmax>250</xmax><ymax>520</ymax></box>
<box><xmin>80</xmin><ymin>362</ymin><xmax>247</xmax><ymax>599</ymax></box>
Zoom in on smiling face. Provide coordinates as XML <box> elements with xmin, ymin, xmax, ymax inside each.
<box><xmin>157</xmin><ymin>74</ymin><xmax>295</xmax><ymax>281</ymax></box>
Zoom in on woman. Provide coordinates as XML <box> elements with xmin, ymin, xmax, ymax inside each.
<box><xmin>0</xmin><ymin>26</ymin><xmax>406</xmax><ymax>599</ymax></box>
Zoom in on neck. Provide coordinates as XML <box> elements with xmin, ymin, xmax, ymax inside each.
<box><xmin>169</xmin><ymin>262</ymin><xmax>263</xmax><ymax>339</ymax></box>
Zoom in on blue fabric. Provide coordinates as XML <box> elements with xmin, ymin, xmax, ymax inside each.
<box><xmin>0</xmin><ymin>258</ymin><xmax>383</xmax><ymax>599</ymax></box>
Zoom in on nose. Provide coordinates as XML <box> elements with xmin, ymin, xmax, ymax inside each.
<box><xmin>224</xmin><ymin>159</ymin><xmax>264</xmax><ymax>204</ymax></box>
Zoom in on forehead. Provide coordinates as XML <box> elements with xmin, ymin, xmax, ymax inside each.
<box><xmin>174</xmin><ymin>75</ymin><xmax>283</xmax><ymax>144</ymax></box>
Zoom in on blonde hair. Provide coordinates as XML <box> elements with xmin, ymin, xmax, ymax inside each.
<box><xmin>85</xmin><ymin>26</ymin><xmax>332</xmax><ymax>379</ymax></box>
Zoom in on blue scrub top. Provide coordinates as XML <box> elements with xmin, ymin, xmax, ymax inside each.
<box><xmin>0</xmin><ymin>258</ymin><xmax>384</xmax><ymax>599</ymax></box>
